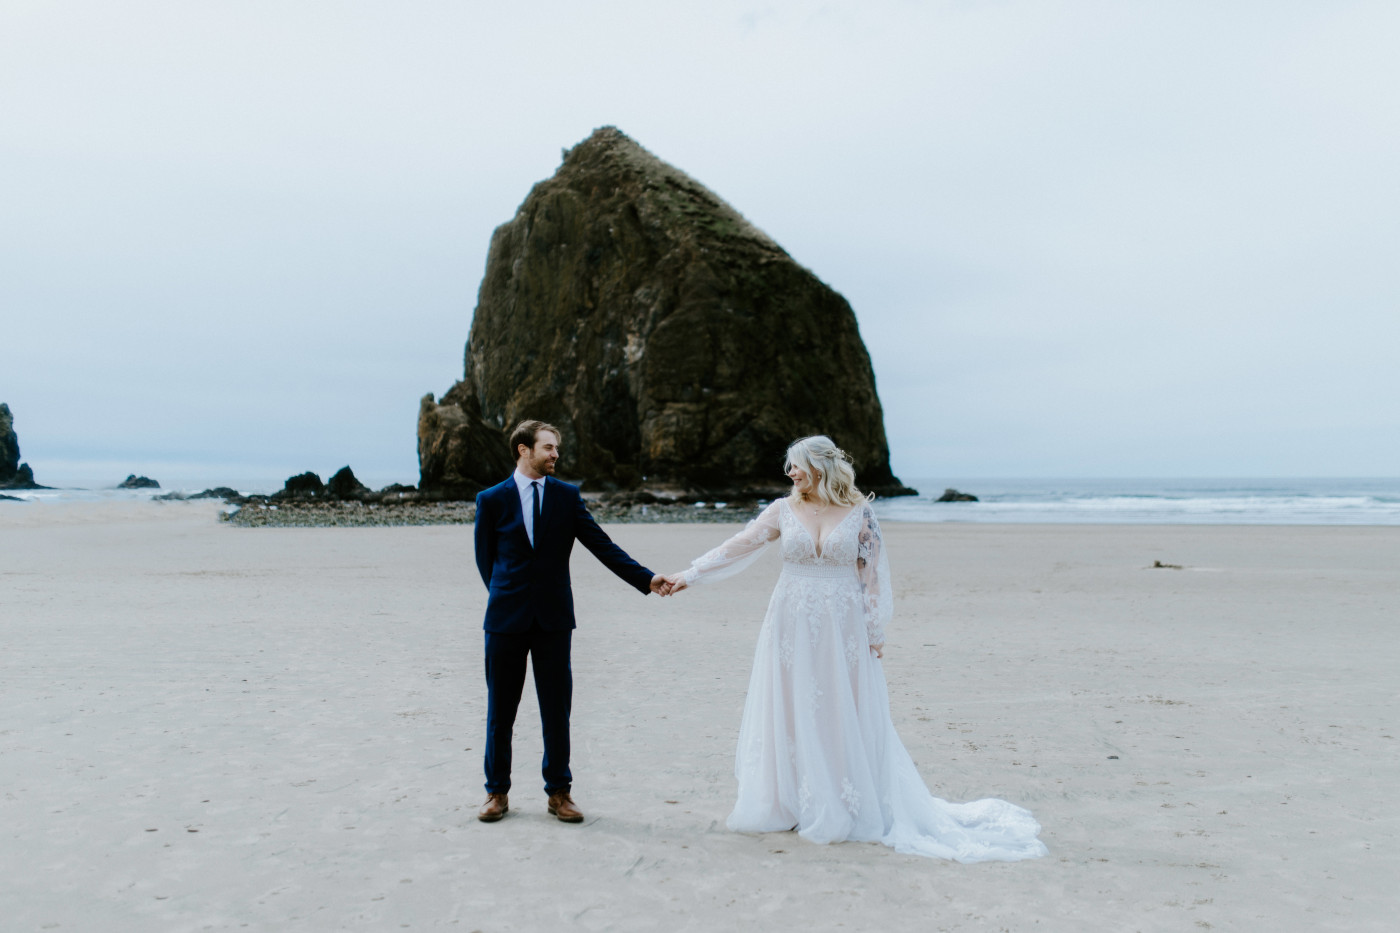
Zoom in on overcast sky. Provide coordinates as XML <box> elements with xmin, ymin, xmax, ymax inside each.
<box><xmin>3</xmin><ymin>0</ymin><xmax>1397</xmax><ymax>488</ymax></box>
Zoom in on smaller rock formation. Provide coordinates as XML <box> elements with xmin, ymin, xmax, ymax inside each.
<box><xmin>118</xmin><ymin>475</ymin><xmax>160</xmax><ymax>489</ymax></box>
<box><xmin>327</xmin><ymin>466</ymin><xmax>371</xmax><ymax>500</ymax></box>
<box><xmin>9</xmin><ymin>464</ymin><xmax>39</xmax><ymax>488</ymax></box>
<box><xmin>274</xmin><ymin>472</ymin><xmax>327</xmax><ymax>499</ymax></box>
<box><xmin>935</xmin><ymin>488</ymin><xmax>979</xmax><ymax>502</ymax></box>
<box><xmin>153</xmin><ymin>487</ymin><xmax>244</xmax><ymax>502</ymax></box>
<box><xmin>417</xmin><ymin>392</ymin><xmax>515</xmax><ymax>499</ymax></box>
<box><xmin>271</xmin><ymin>468</ymin><xmax>406</xmax><ymax>502</ymax></box>
<box><xmin>192</xmin><ymin>487</ymin><xmax>243</xmax><ymax>500</ymax></box>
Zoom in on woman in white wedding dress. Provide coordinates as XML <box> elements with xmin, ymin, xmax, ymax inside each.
<box><xmin>663</xmin><ymin>436</ymin><xmax>1047</xmax><ymax>862</ymax></box>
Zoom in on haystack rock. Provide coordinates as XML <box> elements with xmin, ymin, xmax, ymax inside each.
<box><xmin>418</xmin><ymin>127</ymin><xmax>912</xmax><ymax>498</ymax></box>
<box><xmin>0</xmin><ymin>403</ymin><xmax>43</xmax><ymax>490</ymax></box>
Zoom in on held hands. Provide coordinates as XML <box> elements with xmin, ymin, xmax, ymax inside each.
<box><xmin>649</xmin><ymin>572</ymin><xmax>690</xmax><ymax>596</ymax></box>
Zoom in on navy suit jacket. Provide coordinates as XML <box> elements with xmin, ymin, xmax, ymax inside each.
<box><xmin>474</xmin><ymin>475</ymin><xmax>654</xmax><ymax>633</ymax></box>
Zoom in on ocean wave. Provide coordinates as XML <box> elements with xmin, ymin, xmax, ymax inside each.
<box><xmin>874</xmin><ymin>480</ymin><xmax>1400</xmax><ymax>525</ymax></box>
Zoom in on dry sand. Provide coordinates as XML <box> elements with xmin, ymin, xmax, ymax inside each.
<box><xmin>1</xmin><ymin>501</ymin><xmax>1396</xmax><ymax>931</ymax></box>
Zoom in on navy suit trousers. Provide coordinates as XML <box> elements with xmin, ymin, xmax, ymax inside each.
<box><xmin>483</xmin><ymin>625</ymin><xmax>573</xmax><ymax>795</ymax></box>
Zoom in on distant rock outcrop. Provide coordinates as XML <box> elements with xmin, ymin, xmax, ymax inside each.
<box><xmin>118</xmin><ymin>475</ymin><xmax>160</xmax><ymax>489</ymax></box>
<box><xmin>935</xmin><ymin>488</ymin><xmax>979</xmax><ymax>502</ymax></box>
<box><xmin>326</xmin><ymin>466</ymin><xmax>370</xmax><ymax>500</ymax></box>
<box><xmin>0</xmin><ymin>403</ymin><xmax>44</xmax><ymax>489</ymax></box>
<box><xmin>273</xmin><ymin>472</ymin><xmax>328</xmax><ymax>499</ymax></box>
<box><xmin>418</xmin><ymin>127</ymin><xmax>913</xmax><ymax>499</ymax></box>
<box><xmin>152</xmin><ymin>487</ymin><xmax>243</xmax><ymax>501</ymax></box>
<box><xmin>268</xmin><ymin>468</ymin><xmax>409</xmax><ymax>503</ymax></box>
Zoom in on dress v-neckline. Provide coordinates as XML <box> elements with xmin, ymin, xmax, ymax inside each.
<box><xmin>785</xmin><ymin>498</ymin><xmax>859</xmax><ymax>558</ymax></box>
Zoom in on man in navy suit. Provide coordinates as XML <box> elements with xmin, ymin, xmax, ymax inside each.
<box><xmin>474</xmin><ymin>420</ymin><xmax>667</xmax><ymax>823</ymax></box>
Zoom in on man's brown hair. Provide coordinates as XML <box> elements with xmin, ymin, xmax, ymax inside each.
<box><xmin>509</xmin><ymin>420</ymin><xmax>561</xmax><ymax>459</ymax></box>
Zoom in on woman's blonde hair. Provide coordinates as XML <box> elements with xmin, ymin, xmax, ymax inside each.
<box><xmin>784</xmin><ymin>435</ymin><xmax>869</xmax><ymax>507</ymax></box>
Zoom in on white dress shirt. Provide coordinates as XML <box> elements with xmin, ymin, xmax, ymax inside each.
<box><xmin>512</xmin><ymin>469</ymin><xmax>545</xmax><ymax>545</ymax></box>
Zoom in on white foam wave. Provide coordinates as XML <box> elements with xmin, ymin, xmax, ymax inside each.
<box><xmin>875</xmin><ymin>481</ymin><xmax>1400</xmax><ymax>525</ymax></box>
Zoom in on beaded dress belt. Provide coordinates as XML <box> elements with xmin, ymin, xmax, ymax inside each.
<box><xmin>780</xmin><ymin>562</ymin><xmax>858</xmax><ymax>578</ymax></box>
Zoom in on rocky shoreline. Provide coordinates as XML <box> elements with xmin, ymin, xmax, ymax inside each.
<box><xmin>218</xmin><ymin>497</ymin><xmax>766</xmax><ymax>528</ymax></box>
<box><xmin>145</xmin><ymin>464</ymin><xmax>854</xmax><ymax>528</ymax></box>
<box><xmin>220</xmin><ymin>500</ymin><xmax>478</xmax><ymax>528</ymax></box>
<box><xmin>146</xmin><ymin>465</ymin><xmax>777</xmax><ymax>527</ymax></box>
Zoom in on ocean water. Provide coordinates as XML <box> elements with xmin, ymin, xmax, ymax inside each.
<box><xmin>873</xmin><ymin>478</ymin><xmax>1400</xmax><ymax>525</ymax></box>
<box><xmin>7</xmin><ymin>475</ymin><xmax>1400</xmax><ymax>526</ymax></box>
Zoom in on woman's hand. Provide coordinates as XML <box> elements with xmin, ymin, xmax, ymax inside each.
<box><xmin>664</xmin><ymin>572</ymin><xmax>689</xmax><ymax>594</ymax></box>
<box><xmin>870</xmin><ymin>643</ymin><xmax>884</xmax><ymax>659</ymax></box>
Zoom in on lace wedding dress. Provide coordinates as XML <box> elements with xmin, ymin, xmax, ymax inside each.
<box><xmin>680</xmin><ymin>498</ymin><xmax>1047</xmax><ymax>862</ymax></box>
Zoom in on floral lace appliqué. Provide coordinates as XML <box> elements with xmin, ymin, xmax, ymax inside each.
<box><xmin>844</xmin><ymin>629</ymin><xmax>863</xmax><ymax>668</ymax></box>
<box><xmin>841</xmin><ymin>778</ymin><xmax>861</xmax><ymax>816</ymax></box>
<box><xmin>779</xmin><ymin>628</ymin><xmax>795</xmax><ymax>670</ymax></box>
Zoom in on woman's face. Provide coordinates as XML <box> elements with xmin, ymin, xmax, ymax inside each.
<box><xmin>787</xmin><ymin>462</ymin><xmax>817</xmax><ymax>496</ymax></box>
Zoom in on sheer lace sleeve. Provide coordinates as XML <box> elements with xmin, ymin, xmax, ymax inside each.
<box><xmin>856</xmin><ymin>503</ymin><xmax>892</xmax><ymax>646</ymax></box>
<box><xmin>680</xmin><ymin>500</ymin><xmax>782</xmax><ymax>586</ymax></box>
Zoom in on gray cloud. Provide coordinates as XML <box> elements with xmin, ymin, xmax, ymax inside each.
<box><xmin>2</xmin><ymin>0</ymin><xmax>1397</xmax><ymax>488</ymax></box>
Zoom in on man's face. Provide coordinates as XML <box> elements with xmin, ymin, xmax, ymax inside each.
<box><xmin>519</xmin><ymin>430</ymin><xmax>560</xmax><ymax>477</ymax></box>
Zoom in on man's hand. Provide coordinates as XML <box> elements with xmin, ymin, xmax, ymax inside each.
<box><xmin>650</xmin><ymin>574</ymin><xmax>673</xmax><ymax>596</ymax></box>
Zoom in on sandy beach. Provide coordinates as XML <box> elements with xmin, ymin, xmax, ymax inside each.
<box><xmin>1</xmin><ymin>501</ymin><xmax>1396</xmax><ymax>931</ymax></box>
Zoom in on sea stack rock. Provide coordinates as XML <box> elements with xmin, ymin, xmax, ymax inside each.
<box><xmin>118</xmin><ymin>475</ymin><xmax>160</xmax><ymax>489</ymax></box>
<box><xmin>0</xmin><ymin>403</ymin><xmax>42</xmax><ymax>489</ymax></box>
<box><xmin>419</xmin><ymin>127</ymin><xmax>911</xmax><ymax>497</ymax></box>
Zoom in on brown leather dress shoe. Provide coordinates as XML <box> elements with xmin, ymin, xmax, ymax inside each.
<box><xmin>477</xmin><ymin>793</ymin><xmax>509</xmax><ymax>822</ymax></box>
<box><xmin>547</xmin><ymin>791</ymin><xmax>584</xmax><ymax>823</ymax></box>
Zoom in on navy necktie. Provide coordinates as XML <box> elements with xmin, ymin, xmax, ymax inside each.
<box><xmin>531</xmin><ymin>481</ymin><xmax>542</xmax><ymax>545</ymax></box>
